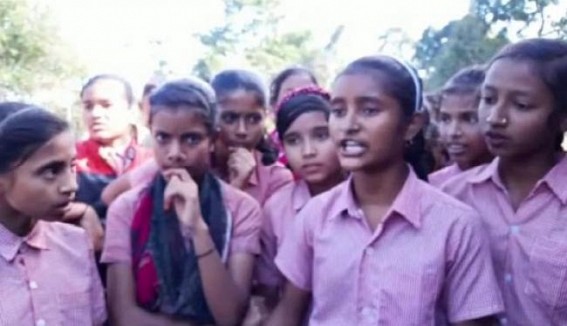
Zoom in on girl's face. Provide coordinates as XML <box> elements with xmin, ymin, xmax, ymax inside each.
<box><xmin>218</xmin><ymin>90</ymin><xmax>265</xmax><ymax>150</ymax></box>
<box><xmin>151</xmin><ymin>108</ymin><xmax>213</xmax><ymax>177</ymax></box>
<box><xmin>82</xmin><ymin>79</ymin><xmax>133</xmax><ymax>145</ymax></box>
<box><xmin>276</xmin><ymin>73</ymin><xmax>316</xmax><ymax>104</ymax></box>
<box><xmin>0</xmin><ymin>130</ymin><xmax>77</xmax><ymax>220</ymax></box>
<box><xmin>330</xmin><ymin>73</ymin><xmax>421</xmax><ymax>173</ymax></box>
<box><xmin>480</xmin><ymin>59</ymin><xmax>562</xmax><ymax>159</ymax></box>
<box><xmin>438</xmin><ymin>95</ymin><xmax>490</xmax><ymax>169</ymax></box>
<box><xmin>282</xmin><ymin>111</ymin><xmax>341</xmax><ymax>185</ymax></box>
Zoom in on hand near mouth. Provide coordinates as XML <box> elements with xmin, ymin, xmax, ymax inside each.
<box><xmin>228</xmin><ymin>147</ymin><xmax>256</xmax><ymax>189</ymax></box>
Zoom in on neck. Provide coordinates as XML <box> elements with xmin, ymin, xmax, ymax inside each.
<box><xmin>307</xmin><ymin>173</ymin><xmax>345</xmax><ymax>196</ymax></box>
<box><xmin>0</xmin><ymin>200</ymin><xmax>35</xmax><ymax>236</ymax></box>
<box><xmin>99</xmin><ymin>133</ymin><xmax>132</xmax><ymax>151</ymax></box>
<box><xmin>498</xmin><ymin>149</ymin><xmax>561</xmax><ymax>191</ymax></box>
<box><xmin>352</xmin><ymin>162</ymin><xmax>409</xmax><ymax>207</ymax></box>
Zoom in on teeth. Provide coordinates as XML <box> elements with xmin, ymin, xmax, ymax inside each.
<box><xmin>342</xmin><ymin>140</ymin><xmax>366</xmax><ymax>155</ymax></box>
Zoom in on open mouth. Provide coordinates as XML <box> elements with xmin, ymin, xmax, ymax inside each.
<box><xmin>339</xmin><ymin>139</ymin><xmax>368</xmax><ymax>157</ymax></box>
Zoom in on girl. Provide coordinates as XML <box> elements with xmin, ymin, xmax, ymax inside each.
<box><xmin>104</xmin><ymin>70</ymin><xmax>293</xmax><ymax>207</ymax></box>
<box><xmin>267</xmin><ymin>56</ymin><xmax>503</xmax><ymax>325</ymax></box>
<box><xmin>102</xmin><ymin>79</ymin><xmax>262</xmax><ymax>325</ymax></box>
<box><xmin>429</xmin><ymin>66</ymin><xmax>492</xmax><ymax>186</ymax></box>
<box><xmin>256</xmin><ymin>86</ymin><xmax>343</xmax><ymax>306</ymax></box>
<box><xmin>268</xmin><ymin>67</ymin><xmax>319</xmax><ymax>165</ymax></box>
<box><xmin>74</xmin><ymin>74</ymin><xmax>153</xmax><ymax>222</ymax></box>
<box><xmin>0</xmin><ymin>105</ymin><xmax>106</xmax><ymax>325</ymax></box>
<box><xmin>441</xmin><ymin>39</ymin><xmax>567</xmax><ymax>325</ymax></box>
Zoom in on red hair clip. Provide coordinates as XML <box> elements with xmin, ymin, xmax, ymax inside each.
<box><xmin>275</xmin><ymin>85</ymin><xmax>331</xmax><ymax>113</ymax></box>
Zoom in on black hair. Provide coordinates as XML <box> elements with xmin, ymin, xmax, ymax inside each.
<box><xmin>276</xmin><ymin>89</ymin><xmax>331</xmax><ymax>140</ymax></box>
<box><xmin>439</xmin><ymin>65</ymin><xmax>485</xmax><ymax>109</ymax></box>
<box><xmin>270</xmin><ymin>67</ymin><xmax>318</xmax><ymax>107</ymax></box>
<box><xmin>149</xmin><ymin>78</ymin><xmax>217</xmax><ymax>134</ymax></box>
<box><xmin>211</xmin><ymin>69</ymin><xmax>278</xmax><ymax>165</ymax></box>
<box><xmin>211</xmin><ymin>69</ymin><xmax>268</xmax><ymax>108</ymax></box>
<box><xmin>337</xmin><ymin>56</ymin><xmax>431</xmax><ymax>180</ymax></box>
<box><xmin>488</xmin><ymin>38</ymin><xmax>567</xmax><ymax>150</ymax></box>
<box><xmin>0</xmin><ymin>102</ymin><xmax>31</xmax><ymax>122</ymax></box>
<box><xmin>0</xmin><ymin>106</ymin><xmax>70</xmax><ymax>174</ymax></box>
<box><xmin>80</xmin><ymin>74</ymin><xmax>135</xmax><ymax>106</ymax></box>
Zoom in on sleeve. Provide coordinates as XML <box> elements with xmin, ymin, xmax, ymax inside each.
<box><xmin>229</xmin><ymin>194</ymin><xmax>262</xmax><ymax>255</ymax></box>
<box><xmin>100</xmin><ymin>192</ymin><xmax>137</xmax><ymax>263</ymax></box>
<box><xmin>128</xmin><ymin>159</ymin><xmax>159</xmax><ymax>187</ymax></box>
<box><xmin>255</xmin><ymin>204</ymin><xmax>283</xmax><ymax>287</ymax></box>
<box><xmin>443</xmin><ymin>211</ymin><xmax>504</xmax><ymax>322</ymax></box>
<box><xmin>274</xmin><ymin>202</ymin><xmax>315</xmax><ymax>292</ymax></box>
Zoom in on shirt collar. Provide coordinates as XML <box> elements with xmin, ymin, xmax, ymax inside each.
<box><xmin>0</xmin><ymin>221</ymin><xmax>49</xmax><ymax>262</ymax></box>
<box><xmin>329</xmin><ymin>167</ymin><xmax>423</xmax><ymax>229</ymax></box>
<box><xmin>292</xmin><ymin>180</ymin><xmax>311</xmax><ymax>212</ymax></box>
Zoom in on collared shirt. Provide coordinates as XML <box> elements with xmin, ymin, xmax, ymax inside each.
<box><xmin>256</xmin><ymin>180</ymin><xmax>311</xmax><ymax>287</ymax></box>
<box><xmin>128</xmin><ymin>151</ymin><xmax>293</xmax><ymax>207</ymax></box>
<box><xmin>428</xmin><ymin>164</ymin><xmax>462</xmax><ymax>188</ymax></box>
<box><xmin>0</xmin><ymin>221</ymin><xmax>106</xmax><ymax>326</ymax></box>
<box><xmin>276</xmin><ymin>169</ymin><xmax>503</xmax><ymax>325</ymax></box>
<box><xmin>442</xmin><ymin>156</ymin><xmax>567</xmax><ymax>325</ymax></box>
<box><xmin>101</xmin><ymin>180</ymin><xmax>262</xmax><ymax>264</ymax></box>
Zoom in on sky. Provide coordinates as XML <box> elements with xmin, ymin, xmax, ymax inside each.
<box><xmin>46</xmin><ymin>0</ymin><xmax>471</xmax><ymax>90</ymax></box>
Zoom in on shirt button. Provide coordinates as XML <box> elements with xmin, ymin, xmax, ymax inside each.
<box><xmin>510</xmin><ymin>225</ymin><xmax>520</xmax><ymax>235</ymax></box>
<box><xmin>504</xmin><ymin>274</ymin><xmax>513</xmax><ymax>283</ymax></box>
<box><xmin>36</xmin><ymin>319</ymin><xmax>46</xmax><ymax>326</ymax></box>
<box><xmin>29</xmin><ymin>281</ymin><xmax>38</xmax><ymax>289</ymax></box>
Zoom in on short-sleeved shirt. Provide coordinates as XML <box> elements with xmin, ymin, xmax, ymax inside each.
<box><xmin>127</xmin><ymin>151</ymin><xmax>293</xmax><ymax>206</ymax></box>
<box><xmin>0</xmin><ymin>221</ymin><xmax>107</xmax><ymax>326</ymax></box>
<box><xmin>276</xmin><ymin>169</ymin><xmax>504</xmax><ymax>325</ymax></box>
<box><xmin>101</xmin><ymin>180</ymin><xmax>262</xmax><ymax>264</ymax></box>
<box><xmin>256</xmin><ymin>180</ymin><xmax>311</xmax><ymax>287</ymax></box>
<box><xmin>428</xmin><ymin>164</ymin><xmax>462</xmax><ymax>188</ymax></box>
<box><xmin>441</xmin><ymin>156</ymin><xmax>567</xmax><ymax>325</ymax></box>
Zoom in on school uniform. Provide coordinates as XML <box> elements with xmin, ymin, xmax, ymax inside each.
<box><xmin>428</xmin><ymin>164</ymin><xmax>462</xmax><ymax>187</ymax></box>
<box><xmin>0</xmin><ymin>221</ymin><xmax>106</xmax><ymax>326</ymax></box>
<box><xmin>257</xmin><ymin>180</ymin><xmax>311</xmax><ymax>288</ymax></box>
<box><xmin>276</xmin><ymin>168</ymin><xmax>504</xmax><ymax>325</ymax></box>
<box><xmin>442</xmin><ymin>156</ymin><xmax>567</xmax><ymax>325</ymax></box>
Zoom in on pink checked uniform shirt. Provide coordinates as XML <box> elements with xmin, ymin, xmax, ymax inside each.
<box><xmin>442</xmin><ymin>156</ymin><xmax>567</xmax><ymax>325</ymax></box>
<box><xmin>101</xmin><ymin>181</ymin><xmax>262</xmax><ymax>264</ymax></box>
<box><xmin>257</xmin><ymin>180</ymin><xmax>311</xmax><ymax>287</ymax></box>
<box><xmin>128</xmin><ymin>152</ymin><xmax>293</xmax><ymax>206</ymax></box>
<box><xmin>428</xmin><ymin>164</ymin><xmax>462</xmax><ymax>188</ymax></box>
<box><xmin>0</xmin><ymin>221</ymin><xmax>106</xmax><ymax>326</ymax></box>
<box><xmin>276</xmin><ymin>169</ymin><xmax>504</xmax><ymax>325</ymax></box>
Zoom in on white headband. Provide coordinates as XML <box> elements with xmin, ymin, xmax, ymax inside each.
<box><xmin>389</xmin><ymin>57</ymin><xmax>423</xmax><ymax>112</ymax></box>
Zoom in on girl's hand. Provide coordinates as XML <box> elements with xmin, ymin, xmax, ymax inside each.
<box><xmin>228</xmin><ymin>147</ymin><xmax>256</xmax><ymax>188</ymax></box>
<box><xmin>163</xmin><ymin>169</ymin><xmax>207</xmax><ymax>237</ymax></box>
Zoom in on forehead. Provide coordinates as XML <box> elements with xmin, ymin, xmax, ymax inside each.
<box><xmin>82</xmin><ymin>79</ymin><xmax>128</xmax><ymax>101</ymax></box>
<box><xmin>151</xmin><ymin>108</ymin><xmax>209</xmax><ymax>133</ymax></box>
<box><xmin>484</xmin><ymin>59</ymin><xmax>548</xmax><ymax>95</ymax></box>
<box><xmin>440</xmin><ymin>94</ymin><xmax>478</xmax><ymax>113</ymax></box>
<box><xmin>19</xmin><ymin>131</ymin><xmax>76</xmax><ymax>169</ymax></box>
<box><xmin>332</xmin><ymin>73</ymin><xmax>388</xmax><ymax>98</ymax></box>
<box><xmin>218</xmin><ymin>89</ymin><xmax>263</xmax><ymax>112</ymax></box>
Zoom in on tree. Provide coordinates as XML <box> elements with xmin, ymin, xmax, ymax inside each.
<box><xmin>414</xmin><ymin>0</ymin><xmax>563</xmax><ymax>90</ymax></box>
<box><xmin>0</xmin><ymin>0</ymin><xmax>81</xmax><ymax>98</ymax></box>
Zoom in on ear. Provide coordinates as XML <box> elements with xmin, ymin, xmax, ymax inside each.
<box><xmin>404</xmin><ymin>112</ymin><xmax>425</xmax><ymax>142</ymax></box>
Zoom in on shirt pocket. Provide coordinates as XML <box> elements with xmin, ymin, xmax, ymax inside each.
<box><xmin>57</xmin><ymin>290</ymin><xmax>92</xmax><ymax>326</ymax></box>
<box><xmin>525</xmin><ymin>237</ymin><xmax>567</xmax><ymax>311</ymax></box>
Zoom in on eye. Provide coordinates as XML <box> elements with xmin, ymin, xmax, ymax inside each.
<box><xmin>82</xmin><ymin>102</ymin><xmax>93</xmax><ymax>111</ymax></box>
<box><xmin>245</xmin><ymin>113</ymin><xmax>262</xmax><ymax>125</ymax></box>
<box><xmin>463</xmin><ymin>113</ymin><xmax>479</xmax><ymax>124</ymax></box>
<box><xmin>439</xmin><ymin>113</ymin><xmax>451</xmax><ymax>124</ymax></box>
<box><xmin>40</xmin><ymin>164</ymin><xmax>65</xmax><ymax>181</ymax></box>
<box><xmin>361</xmin><ymin>107</ymin><xmax>379</xmax><ymax>116</ymax></box>
<box><xmin>283</xmin><ymin>135</ymin><xmax>300</xmax><ymax>146</ymax></box>
<box><xmin>313</xmin><ymin>128</ymin><xmax>330</xmax><ymax>141</ymax></box>
<box><xmin>221</xmin><ymin>112</ymin><xmax>239</xmax><ymax>124</ymax></box>
<box><xmin>480</xmin><ymin>92</ymin><xmax>496</xmax><ymax>105</ymax></box>
<box><xmin>154</xmin><ymin>133</ymin><xmax>169</xmax><ymax>144</ymax></box>
<box><xmin>514</xmin><ymin>101</ymin><xmax>532</xmax><ymax>111</ymax></box>
<box><xmin>330</xmin><ymin>106</ymin><xmax>346</xmax><ymax>118</ymax></box>
<box><xmin>183</xmin><ymin>134</ymin><xmax>205</xmax><ymax>146</ymax></box>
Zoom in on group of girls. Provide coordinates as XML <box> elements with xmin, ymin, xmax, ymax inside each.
<box><xmin>1</xmin><ymin>37</ymin><xmax>567</xmax><ymax>326</ymax></box>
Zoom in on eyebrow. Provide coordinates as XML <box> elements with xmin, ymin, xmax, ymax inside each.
<box><xmin>35</xmin><ymin>160</ymin><xmax>67</xmax><ymax>173</ymax></box>
<box><xmin>483</xmin><ymin>84</ymin><xmax>535</xmax><ymax>97</ymax></box>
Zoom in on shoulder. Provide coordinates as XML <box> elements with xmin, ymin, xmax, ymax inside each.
<box><xmin>428</xmin><ymin>165</ymin><xmax>460</xmax><ymax>187</ymax></box>
<box><xmin>263</xmin><ymin>182</ymin><xmax>296</xmax><ymax>210</ymax></box>
<box><xmin>297</xmin><ymin>181</ymin><xmax>347</xmax><ymax>225</ymax></box>
<box><xmin>221</xmin><ymin>181</ymin><xmax>262</xmax><ymax>222</ymax></box>
<box><xmin>41</xmin><ymin>221</ymin><xmax>92</xmax><ymax>255</ymax></box>
<box><xmin>439</xmin><ymin>163</ymin><xmax>491</xmax><ymax>199</ymax></box>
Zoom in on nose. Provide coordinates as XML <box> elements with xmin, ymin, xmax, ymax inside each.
<box><xmin>60</xmin><ymin>168</ymin><xmax>78</xmax><ymax>198</ymax></box>
<box><xmin>236</xmin><ymin>118</ymin><xmax>247</xmax><ymax>138</ymax></box>
<box><xmin>90</xmin><ymin>104</ymin><xmax>106</xmax><ymax>118</ymax></box>
<box><xmin>447</xmin><ymin>120</ymin><xmax>462</xmax><ymax>138</ymax></box>
<box><xmin>302</xmin><ymin>138</ymin><xmax>317</xmax><ymax>158</ymax></box>
<box><xmin>337</xmin><ymin>108</ymin><xmax>360</xmax><ymax>136</ymax></box>
<box><xmin>167</xmin><ymin>141</ymin><xmax>186</xmax><ymax>164</ymax></box>
<box><xmin>485</xmin><ymin>103</ymin><xmax>509</xmax><ymax>127</ymax></box>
